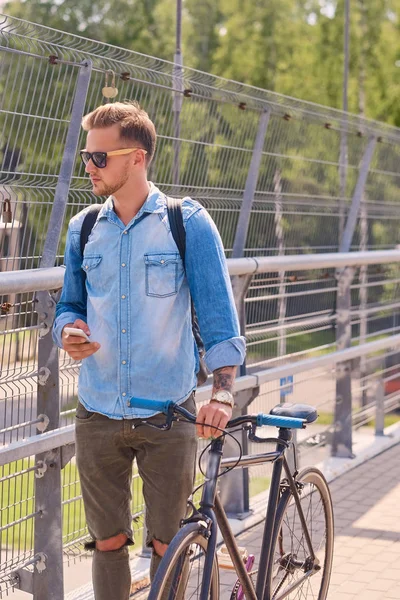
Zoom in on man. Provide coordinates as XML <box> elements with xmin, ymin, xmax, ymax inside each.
<box><xmin>52</xmin><ymin>101</ymin><xmax>246</xmax><ymax>600</ymax></box>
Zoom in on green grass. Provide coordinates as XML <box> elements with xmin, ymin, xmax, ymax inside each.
<box><xmin>1</xmin><ymin>460</ymin><xmax>144</xmax><ymax>551</ymax></box>
<box><xmin>365</xmin><ymin>413</ymin><xmax>400</xmax><ymax>428</ymax></box>
<box><xmin>314</xmin><ymin>412</ymin><xmax>334</xmax><ymax>425</ymax></box>
<box><xmin>307</xmin><ymin>411</ymin><xmax>400</xmax><ymax>428</ymax></box>
<box><xmin>249</xmin><ymin>476</ymin><xmax>271</xmax><ymax>498</ymax></box>
<box><xmin>1</xmin><ymin>460</ymin><xmax>84</xmax><ymax>550</ymax></box>
<box><xmin>248</xmin><ymin>329</ymin><xmax>399</xmax><ymax>365</ymax></box>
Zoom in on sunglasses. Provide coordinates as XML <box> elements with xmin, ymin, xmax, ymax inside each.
<box><xmin>79</xmin><ymin>147</ymin><xmax>147</xmax><ymax>169</ymax></box>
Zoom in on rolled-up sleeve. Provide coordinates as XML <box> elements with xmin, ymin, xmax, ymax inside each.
<box><xmin>52</xmin><ymin>227</ymin><xmax>87</xmax><ymax>348</ymax></box>
<box><xmin>184</xmin><ymin>208</ymin><xmax>246</xmax><ymax>372</ymax></box>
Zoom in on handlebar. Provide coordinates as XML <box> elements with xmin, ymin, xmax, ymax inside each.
<box><xmin>128</xmin><ymin>397</ymin><xmax>306</xmax><ymax>430</ymax></box>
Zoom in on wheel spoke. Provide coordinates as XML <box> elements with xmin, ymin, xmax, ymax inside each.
<box><xmin>268</xmin><ymin>468</ymin><xmax>333</xmax><ymax>600</ymax></box>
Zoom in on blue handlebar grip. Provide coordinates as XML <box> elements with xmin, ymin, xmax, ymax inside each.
<box><xmin>128</xmin><ymin>397</ymin><xmax>171</xmax><ymax>413</ymax></box>
<box><xmin>256</xmin><ymin>414</ymin><xmax>305</xmax><ymax>429</ymax></box>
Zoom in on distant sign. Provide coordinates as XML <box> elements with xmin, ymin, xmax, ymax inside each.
<box><xmin>280</xmin><ymin>375</ymin><xmax>293</xmax><ymax>396</ymax></box>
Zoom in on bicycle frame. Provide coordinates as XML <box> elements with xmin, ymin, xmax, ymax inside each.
<box><xmin>196</xmin><ymin>428</ymin><xmax>316</xmax><ymax>600</ymax></box>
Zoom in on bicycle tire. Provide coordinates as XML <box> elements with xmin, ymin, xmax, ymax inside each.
<box><xmin>148</xmin><ymin>522</ymin><xmax>220</xmax><ymax>600</ymax></box>
<box><xmin>266</xmin><ymin>467</ymin><xmax>334</xmax><ymax>600</ymax></box>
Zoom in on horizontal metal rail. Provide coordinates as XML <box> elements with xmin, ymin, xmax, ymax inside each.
<box><xmin>2</xmin><ymin>250</ymin><xmax>400</xmax><ymax>294</ymax></box>
<box><xmin>0</xmin><ymin>266</ymin><xmax>66</xmax><ymax>294</ymax></box>
<box><xmin>228</xmin><ymin>249</ymin><xmax>400</xmax><ymax>276</ymax></box>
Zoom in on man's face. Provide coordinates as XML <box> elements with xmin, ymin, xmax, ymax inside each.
<box><xmin>84</xmin><ymin>124</ymin><xmax>137</xmax><ymax>197</ymax></box>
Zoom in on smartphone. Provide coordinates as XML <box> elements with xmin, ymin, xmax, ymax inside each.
<box><xmin>64</xmin><ymin>327</ymin><xmax>91</xmax><ymax>342</ymax></box>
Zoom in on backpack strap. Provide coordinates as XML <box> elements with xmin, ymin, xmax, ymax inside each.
<box><xmin>166</xmin><ymin>197</ymin><xmax>205</xmax><ymax>357</ymax></box>
<box><xmin>80</xmin><ymin>205</ymin><xmax>102</xmax><ymax>257</ymax></box>
<box><xmin>166</xmin><ymin>196</ymin><xmax>186</xmax><ymax>263</ymax></box>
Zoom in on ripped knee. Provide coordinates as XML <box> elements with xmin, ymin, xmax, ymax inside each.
<box><xmin>96</xmin><ymin>533</ymin><xmax>128</xmax><ymax>552</ymax></box>
<box><xmin>152</xmin><ymin>538</ymin><xmax>169</xmax><ymax>557</ymax></box>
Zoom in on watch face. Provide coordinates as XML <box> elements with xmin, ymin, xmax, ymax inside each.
<box><xmin>217</xmin><ymin>391</ymin><xmax>232</xmax><ymax>401</ymax></box>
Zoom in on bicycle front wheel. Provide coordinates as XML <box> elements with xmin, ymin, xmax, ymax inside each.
<box><xmin>148</xmin><ymin>522</ymin><xmax>220</xmax><ymax>600</ymax></box>
<box><xmin>266</xmin><ymin>467</ymin><xmax>334</xmax><ymax>600</ymax></box>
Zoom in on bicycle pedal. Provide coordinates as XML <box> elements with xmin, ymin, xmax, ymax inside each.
<box><xmin>217</xmin><ymin>545</ymin><xmax>248</xmax><ymax>570</ymax></box>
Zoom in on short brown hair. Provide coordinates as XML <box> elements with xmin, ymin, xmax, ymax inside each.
<box><xmin>81</xmin><ymin>101</ymin><xmax>156</xmax><ymax>166</ymax></box>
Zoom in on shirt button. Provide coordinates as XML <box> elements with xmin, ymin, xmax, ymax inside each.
<box><xmin>122</xmin><ymin>329</ymin><xmax>126</xmax><ymax>333</ymax></box>
<box><xmin>160</xmin><ymin>259</ymin><xmax>165</xmax><ymax>264</ymax></box>
<box><xmin>122</xmin><ymin>392</ymin><xmax>126</xmax><ymax>397</ymax></box>
<box><xmin>123</xmin><ymin>231</ymin><xmax>128</xmax><ymax>235</ymax></box>
<box><xmin>121</xmin><ymin>295</ymin><xmax>126</xmax><ymax>299</ymax></box>
<box><xmin>122</xmin><ymin>360</ymin><xmax>126</xmax><ymax>365</ymax></box>
<box><xmin>121</xmin><ymin>263</ymin><xmax>126</xmax><ymax>267</ymax></box>
<box><xmin>85</xmin><ymin>265</ymin><xmax>89</xmax><ymax>270</ymax></box>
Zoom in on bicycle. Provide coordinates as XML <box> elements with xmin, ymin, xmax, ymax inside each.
<box><xmin>131</xmin><ymin>398</ymin><xmax>334</xmax><ymax>600</ymax></box>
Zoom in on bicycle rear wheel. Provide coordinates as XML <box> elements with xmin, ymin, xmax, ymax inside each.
<box><xmin>266</xmin><ymin>466</ymin><xmax>334</xmax><ymax>600</ymax></box>
<box><xmin>148</xmin><ymin>522</ymin><xmax>220</xmax><ymax>600</ymax></box>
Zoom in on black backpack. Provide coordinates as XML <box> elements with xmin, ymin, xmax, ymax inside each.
<box><xmin>80</xmin><ymin>199</ymin><xmax>208</xmax><ymax>386</ymax></box>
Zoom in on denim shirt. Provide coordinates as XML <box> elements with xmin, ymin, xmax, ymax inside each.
<box><xmin>52</xmin><ymin>184</ymin><xmax>246</xmax><ymax>419</ymax></box>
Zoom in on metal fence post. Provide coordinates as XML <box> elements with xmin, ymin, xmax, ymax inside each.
<box><xmin>274</xmin><ymin>168</ymin><xmax>287</xmax><ymax>400</ymax></box>
<box><xmin>231</xmin><ymin>273</ymin><xmax>253</xmax><ymax>377</ymax></box>
<box><xmin>33</xmin><ymin>328</ymin><xmax>64</xmax><ymax>600</ymax></box>
<box><xmin>332</xmin><ymin>136</ymin><xmax>377</xmax><ymax>458</ymax></box>
<box><xmin>32</xmin><ymin>62</ymin><xmax>92</xmax><ymax>600</ymax></box>
<box><xmin>338</xmin><ymin>136</ymin><xmax>377</xmax><ymax>256</ymax></box>
<box><xmin>39</xmin><ymin>60</ymin><xmax>92</xmax><ymax>268</ymax></box>
<box><xmin>226</xmin><ymin>273</ymin><xmax>257</xmax><ymax>516</ymax></box>
<box><xmin>333</xmin><ymin>266</ymin><xmax>355</xmax><ymax>458</ymax></box>
<box><xmin>375</xmin><ymin>379</ymin><xmax>385</xmax><ymax>437</ymax></box>
<box><xmin>232</xmin><ymin>108</ymin><xmax>271</xmax><ymax>259</ymax></box>
<box><xmin>218</xmin><ymin>387</ymin><xmax>260</xmax><ymax>518</ymax></box>
<box><xmin>172</xmin><ymin>52</ymin><xmax>183</xmax><ymax>187</ymax></box>
<box><xmin>359</xmin><ymin>199</ymin><xmax>368</xmax><ymax>406</ymax></box>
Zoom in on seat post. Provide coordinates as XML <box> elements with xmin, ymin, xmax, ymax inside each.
<box><xmin>277</xmin><ymin>427</ymin><xmax>292</xmax><ymax>445</ymax></box>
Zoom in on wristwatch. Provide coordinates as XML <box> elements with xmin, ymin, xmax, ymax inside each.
<box><xmin>211</xmin><ymin>390</ymin><xmax>234</xmax><ymax>408</ymax></box>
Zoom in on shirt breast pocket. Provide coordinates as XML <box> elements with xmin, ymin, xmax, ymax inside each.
<box><xmin>81</xmin><ymin>255</ymin><xmax>103</xmax><ymax>288</ymax></box>
<box><xmin>144</xmin><ymin>252</ymin><xmax>181</xmax><ymax>298</ymax></box>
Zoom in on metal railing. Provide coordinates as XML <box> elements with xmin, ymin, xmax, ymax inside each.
<box><xmin>2</xmin><ymin>251</ymin><xmax>400</xmax><ymax>598</ymax></box>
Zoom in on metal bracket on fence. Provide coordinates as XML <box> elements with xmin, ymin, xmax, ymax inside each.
<box><xmin>38</xmin><ymin>366</ymin><xmax>51</xmax><ymax>386</ymax></box>
<box><xmin>34</xmin><ymin>290</ymin><xmax>57</xmax><ymax>337</ymax></box>
<box><xmin>35</xmin><ymin>460</ymin><xmax>48</xmax><ymax>479</ymax></box>
<box><xmin>10</xmin><ymin>553</ymin><xmax>47</xmax><ymax>594</ymax></box>
<box><xmin>35</xmin><ymin>451</ymin><xmax>60</xmax><ymax>478</ymax></box>
<box><xmin>10</xmin><ymin>569</ymin><xmax>33</xmax><ymax>594</ymax></box>
<box><xmin>60</xmin><ymin>442</ymin><xmax>76</xmax><ymax>469</ymax></box>
<box><xmin>36</xmin><ymin>414</ymin><xmax>49</xmax><ymax>432</ymax></box>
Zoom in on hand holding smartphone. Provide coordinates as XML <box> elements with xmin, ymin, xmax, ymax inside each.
<box><xmin>63</xmin><ymin>327</ymin><xmax>91</xmax><ymax>342</ymax></box>
<box><xmin>62</xmin><ymin>321</ymin><xmax>100</xmax><ymax>360</ymax></box>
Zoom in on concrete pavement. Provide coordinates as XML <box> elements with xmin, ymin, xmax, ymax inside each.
<box><xmin>327</xmin><ymin>443</ymin><xmax>400</xmax><ymax>600</ymax></box>
<box><xmin>226</xmin><ymin>442</ymin><xmax>400</xmax><ymax>600</ymax></box>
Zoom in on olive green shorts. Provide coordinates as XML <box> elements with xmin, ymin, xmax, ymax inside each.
<box><xmin>75</xmin><ymin>393</ymin><xmax>197</xmax><ymax>549</ymax></box>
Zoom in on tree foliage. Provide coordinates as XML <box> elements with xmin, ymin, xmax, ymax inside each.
<box><xmin>3</xmin><ymin>0</ymin><xmax>400</xmax><ymax>125</ymax></box>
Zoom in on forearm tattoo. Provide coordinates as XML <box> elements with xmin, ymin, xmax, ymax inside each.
<box><xmin>212</xmin><ymin>366</ymin><xmax>236</xmax><ymax>393</ymax></box>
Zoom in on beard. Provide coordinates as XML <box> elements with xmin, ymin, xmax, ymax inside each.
<box><xmin>92</xmin><ymin>168</ymin><xmax>130</xmax><ymax>197</ymax></box>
